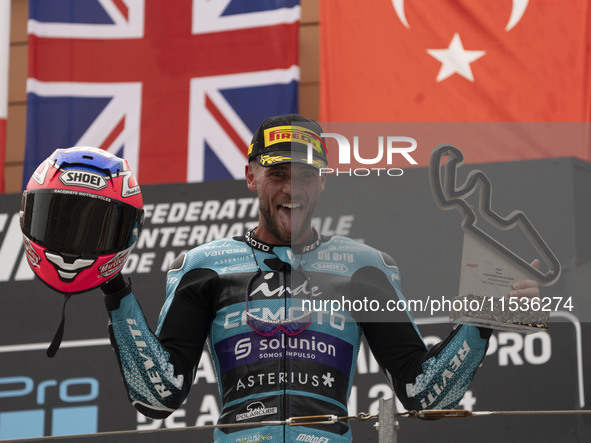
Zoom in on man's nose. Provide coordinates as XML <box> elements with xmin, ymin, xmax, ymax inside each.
<box><xmin>281</xmin><ymin>180</ymin><xmax>291</xmax><ymax>194</ymax></box>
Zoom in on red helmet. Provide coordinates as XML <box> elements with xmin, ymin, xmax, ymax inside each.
<box><xmin>20</xmin><ymin>147</ymin><xmax>144</xmax><ymax>294</ymax></box>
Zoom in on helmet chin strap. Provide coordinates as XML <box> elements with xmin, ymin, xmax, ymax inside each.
<box><xmin>46</xmin><ymin>293</ymin><xmax>73</xmax><ymax>358</ymax></box>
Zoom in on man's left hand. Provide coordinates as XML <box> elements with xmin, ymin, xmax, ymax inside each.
<box><xmin>508</xmin><ymin>259</ymin><xmax>541</xmax><ymax>299</ymax></box>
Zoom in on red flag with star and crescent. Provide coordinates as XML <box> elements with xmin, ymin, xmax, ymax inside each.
<box><xmin>320</xmin><ymin>0</ymin><xmax>591</xmax><ymax>165</ymax></box>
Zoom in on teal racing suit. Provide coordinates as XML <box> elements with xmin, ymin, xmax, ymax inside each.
<box><xmin>103</xmin><ymin>231</ymin><xmax>491</xmax><ymax>442</ymax></box>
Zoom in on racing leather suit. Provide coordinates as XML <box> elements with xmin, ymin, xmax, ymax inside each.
<box><xmin>103</xmin><ymin>230</ymin><xmax>491</xmax><ymax>442</ymax></box>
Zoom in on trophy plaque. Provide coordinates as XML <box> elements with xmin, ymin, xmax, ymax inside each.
<box><xmin>429</xmin><ymin>145</ymin><xmax>561</xmax><ymax>333</ymax></box>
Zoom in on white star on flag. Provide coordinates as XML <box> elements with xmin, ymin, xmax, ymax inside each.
<box><xmin>427</xmin><ymin>33</ymin><xmax>486</xmax><ymax>82</ymax></box>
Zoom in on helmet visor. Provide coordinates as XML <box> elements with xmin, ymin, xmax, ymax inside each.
<box><xmin>20</xmin><ymin>189</ymin><xmax>143</xmax><ymax>255</ymax></box>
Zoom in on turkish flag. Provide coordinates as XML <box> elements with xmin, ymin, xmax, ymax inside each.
<box><xmin>321</xmin><ymin>0</ymin><xmax>591</xmax><ymax>122</ymax></box>
<box><xmin>320</xmin><ymin>0</ymin><xmax>591</xmax><ymax>163</ymax></box>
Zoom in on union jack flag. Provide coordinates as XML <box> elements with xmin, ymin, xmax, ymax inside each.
<box><xmin>24</xmin><ymin>0</ymin><xmax>300</xmax><ymax>187</ymax></box>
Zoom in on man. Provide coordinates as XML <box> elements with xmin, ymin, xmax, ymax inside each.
<box><xmin>101</xmin><ymin>114</ymin><xmax>539</xmax><ymax>442</ymax></box>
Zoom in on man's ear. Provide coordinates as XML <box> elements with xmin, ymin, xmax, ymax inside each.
<box><xmin>245</xmin><ymin>163</ymin><xmax>257</xmax><ymax>192</ymax></box>
<box><xmin>320</xmin><ymin>173</ymin><xmax>327</xmax><ymax>191</ymax></box>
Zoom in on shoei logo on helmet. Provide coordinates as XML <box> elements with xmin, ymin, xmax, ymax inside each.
<box><xmin>59</xmin><ymin>170</ymin><xmax>107</xmax><ymax>190</ymax></box>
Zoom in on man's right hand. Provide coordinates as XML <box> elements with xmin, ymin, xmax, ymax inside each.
<box><xmin>101</xmin><ymin>273</ymin><xmax>132</xmax><ymax>310</ymax></box>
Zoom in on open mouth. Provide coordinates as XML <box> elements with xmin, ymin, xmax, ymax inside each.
<box><xmin>280</xmin><ymin>202</ymin><xmax>301</xmax><ymax>210</ymax></box>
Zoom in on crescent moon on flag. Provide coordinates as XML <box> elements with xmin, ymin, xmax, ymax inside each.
<box><xmin>505</xmin><ymin>0</ymin><xmax>529</xmax><ymax>31</ymax></box>
<box><xmin>391</xmin><ymin>0</ymin><xmax>410</xmax><ymax>28</ymax></box>
<box><xmin>391</xmin><ymin>0</ymin><xmax>529</xmax><ymax>31</ymax></box>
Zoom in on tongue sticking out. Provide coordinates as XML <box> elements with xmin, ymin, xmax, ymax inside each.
<box><xmin>278</xmin><ymin>205</ymin><xmax>302</xmax><ymax>236</ymax></box>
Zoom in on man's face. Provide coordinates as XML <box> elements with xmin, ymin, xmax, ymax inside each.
<box><xmin>246</xmin><ymin>162</ymin><xmax>326</xmax><ymax>245</ymax></box>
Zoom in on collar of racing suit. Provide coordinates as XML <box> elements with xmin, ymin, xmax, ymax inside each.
<box><xmin>242</xmin><ymin>228</ymin><xmax>323</xmax><ymax>255</ymax></box>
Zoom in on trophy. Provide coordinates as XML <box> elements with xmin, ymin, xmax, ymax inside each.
<box><xmin>429</xmin><ymin>145</ymin><xmax>561</xmax><ymax>333</ymax></box>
